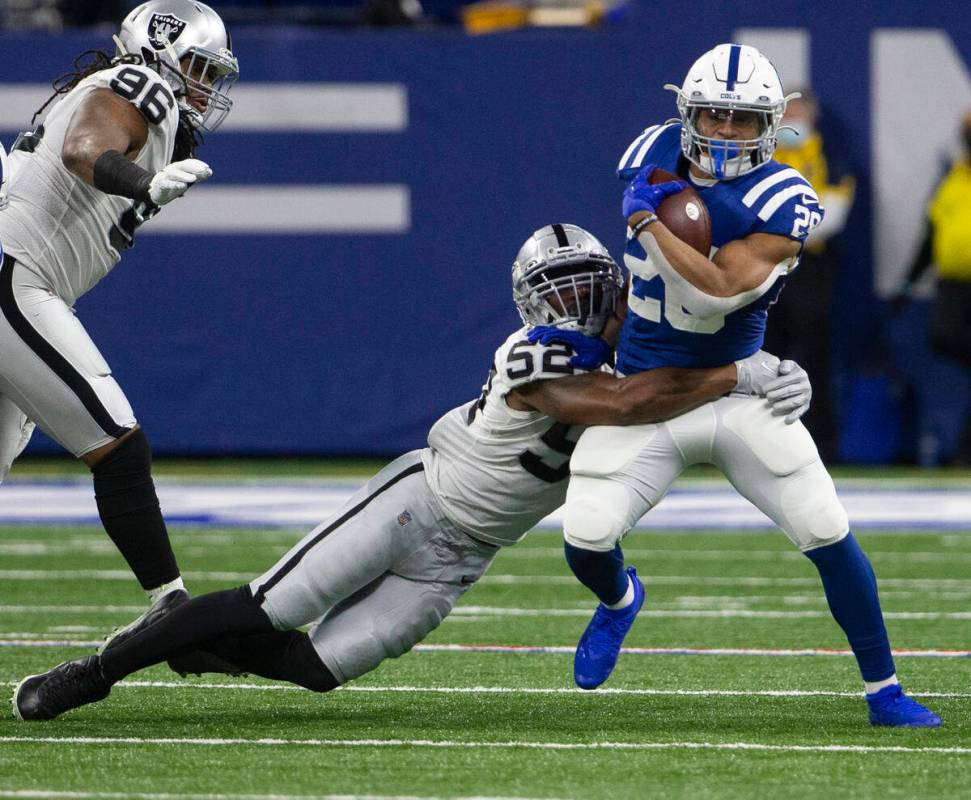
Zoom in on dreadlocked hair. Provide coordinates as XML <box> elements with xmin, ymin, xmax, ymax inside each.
<box><xmin>31</xmin><ymin>49</ymin><xmax>143</xmax><ymax>125</ymax></box>
<box><xmin>172</xmin><ymin>114</ymin><xmax>203</xmax><ymax>161</ymax></box>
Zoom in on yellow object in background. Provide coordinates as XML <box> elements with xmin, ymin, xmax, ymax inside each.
<box><xmin>461</xmin><ymin>1</ymin><xmax>529</xmax><ymax>33</ymax></box>
<box><xmin>462</xmin><ymin>0</ymin><xmax>606</xmax><ymax>33</ymax></box>
<box><xmin>928</xmin><ymin>158</ymin><xmax>971</xmax><ymax>280</ymax></box>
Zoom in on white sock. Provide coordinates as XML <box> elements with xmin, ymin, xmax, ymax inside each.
<box><xmin>864</xmin><ymin>674</ymin><xmax>899</xmax><ymax>695</ymax></box>
<box><xmin>605</xmin><ymin>576</ymin><xmax>634</xmax><ymax>610</ymax></box>
<box><xmin>147</xmin><ymin>577</ymin><xmax>184</xmax><ymax>603</ymax></box>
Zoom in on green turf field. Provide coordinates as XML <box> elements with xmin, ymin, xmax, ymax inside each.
<box><xmin>0</xmin><ymin>464</ymin><xmax>969</xmax><ymax>799</ymax></box>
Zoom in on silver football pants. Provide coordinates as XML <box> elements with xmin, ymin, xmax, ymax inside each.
<box><xmin>250</xmin><ymin>450</ymin><xmax>499</xmax><ymax>683</ymax></box>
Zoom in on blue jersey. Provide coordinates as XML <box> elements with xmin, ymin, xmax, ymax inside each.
<box><xmin>614</xmin><ymin>122</ymin><xmax>823</xmax><ymax>372</ymax></box>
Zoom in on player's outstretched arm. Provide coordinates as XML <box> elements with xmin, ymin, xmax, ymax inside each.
<box><xmin>510</xmin><ymin>365</ymin><xmax>736</xmax><ymax>426</ymax></box>
<box><xmin>61</xmin><ymin>87</ymin><xmax>149</xmax><ymax>184</ymax></box>
<box><xmin>62</xmin><ymin>87</ymin><xmax>212</xmax><ymax>206</ymax></box>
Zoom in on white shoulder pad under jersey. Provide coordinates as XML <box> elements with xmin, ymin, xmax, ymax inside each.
<box><xmin>0</xmin><ymin>63</ymin><xmax>179</xmax><ymax>304</ymax></box>
<box><xmin>422</xmin><ymin>326</ymin><xmax>593</xmax><ymax>547</ymax></box>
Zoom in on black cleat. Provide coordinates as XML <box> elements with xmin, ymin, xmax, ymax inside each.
<box><xmin>11</xmin><ymin>655</ymin><xmax>111</xmax><ymax>721</ymax></box>
<box><xmin>167</xmin><ymin>649</ymin><xmax>249</xmax><ymax>678</ymax></box>
<box><xmin>98</xmin><ymin>588</ymin><xmax>190</xmax><ymax>655</ymax></box>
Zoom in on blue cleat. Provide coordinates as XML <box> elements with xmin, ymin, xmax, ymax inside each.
<box><xmin>866</xmin><ymin>684</ymin><xmax>942</xmax><ymax>728</ymax></box>
<box><xmin>574</xmin><ymin>567</ymin><xmax>645</xmax><ymax>690</ymax></box>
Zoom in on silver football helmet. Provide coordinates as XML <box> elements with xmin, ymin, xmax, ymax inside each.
<box><xmin>116</xmin><ymin>0</ymin><xmax>239</xmax><ymax>133</ymax></box>
<box><xmin>512</xmin><ymin>224</ymin><xmax>623</xmax><ymax>337</ymax></box>
<box><xmin>665</xmin><ymin>43</ymin><xmax>798</xmax><ymax>180</ymax></box>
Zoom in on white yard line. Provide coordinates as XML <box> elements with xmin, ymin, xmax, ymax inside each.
<box><xmin>446</xmin><ymin>607</ymin><xmax>971</xmax><ymax>620</ymax></box>
<box><xmin>0</xmin><ymin>793</ymin><xmax>554</xmax><ymax>800</ymax></box>
<box><xmin>0</xmin><ymin>735</ymin><xmax>969</xmax><ymax>756</ymax></box>
<box><xmin>5</xmin><ymin>678</ymin><xmax>969</xmax><ymax>698</ymax></box>
<box><xmin>0</xmin><ymin>793</ymin><xmax>555</xmax><ymax>800</ymax></box>
<box><xmin>0</xmin><ymin>606</ymin><xmax>145</xmax><ymax>614</ymax></box>
<box><xmin>497</xmin><ymin>548</ymin><xmax>971</xmax><ymax>562</ymax></box>
<box><xmin>5</xmin><ymin>546</ymin><xmax>971</xmax><ymax>562</ymax></box>
<box><xmin>1</xmin><ymin>571</ymin><xmax>970</xmax><ymax>591</ymax></box>
<box><xmin>0</xmin><ymin>570</ymin><xmax>252</xmax><ymax>582</ymax></box>
<box><xmin>73</xmin><ymin>682</ymin><xmax>971</xmax><ymax>700</ymax></box>
<box><xmin>3</xmin><ymin>607</ymin><xmax>970</xmax><ymax>628</ymax></box>
<box><xmin>2</xmin><ymin>639</ymin><xmax>969</xmax><ymax>658</ymax></box>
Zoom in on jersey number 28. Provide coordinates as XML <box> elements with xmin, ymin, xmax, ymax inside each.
<box><xmin>625</xmin><ymin>254</ymin><xmax>726</xmax><ymax>335</ymax></box>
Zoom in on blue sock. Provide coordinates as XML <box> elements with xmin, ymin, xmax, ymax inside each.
<box><xmin>804</xmin><ymin>532</ymin><xmax>896</xmax><ymax>682</ymax></box>
<box><xmin>564</xmin><ymin>541</ymin><xmax>628</xmax><ymax>605</ymax></box>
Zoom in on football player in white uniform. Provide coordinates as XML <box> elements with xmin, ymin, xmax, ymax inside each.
<box><xmin>11</xmin><ymin>223</ymin><xmax>811</xmax><ymax>720</ymax></box>
<box><xmin>0</xmin><ymin>1</ymin><xmax>238</xmax><ymax>635</ymax></box>
<box><xmin>555</xmin><ymin>45</ymin><xmax>940</xmax><ymax>727</ymax></box>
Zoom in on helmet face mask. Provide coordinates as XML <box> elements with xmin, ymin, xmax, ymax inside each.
<box><xmin>665</xmin><ymin>43</ymin><xmax>794</xmax><ymax>180</ymax></box>
<box><xmin>116</xmin><ymin>0</ymin><xmax>239</xmax><ymax>133</ymax></box>
<box><xmin>512</xmin><ymin>224</ymin><xmax>624</xmax><ymax>338</ymax></box>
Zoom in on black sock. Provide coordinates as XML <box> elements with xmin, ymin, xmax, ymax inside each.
<box><xmin>91</xmin><ymin>428</ymin><xmax>179</xmax><ymax>590</ymax></box>
<box><xmin>201</xmin><ymin>630</ymin><xmax>340</xmax><ymax>692</ymax></box>
<box><xmin>100</xmin><ymin>586</ymin><xmax>275</xmax><ymax>682</ymax></box>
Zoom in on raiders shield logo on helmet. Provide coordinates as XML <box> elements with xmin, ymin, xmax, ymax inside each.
<box><xmin>147</xmin><ymin>12</ymin><xmax>187</xmax><ymax>50</ymax></box>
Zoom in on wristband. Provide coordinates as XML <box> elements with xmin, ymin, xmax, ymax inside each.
<box><xmin>93</xmin><ymin>150</ymin><xmax>153</xmax><ymax>204</ymax></box>
<box><xmin>629</xmin><ymin>213</ymin><xmax>658</xmax><ymax>239</ymax></box>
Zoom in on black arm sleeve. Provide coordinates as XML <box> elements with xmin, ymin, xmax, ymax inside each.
<box><xmin>92</xmin><ymin>149</ymin><xmax>153</xmax><ymax>204</ymax></box>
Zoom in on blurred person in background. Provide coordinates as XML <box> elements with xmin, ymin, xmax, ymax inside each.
<box><xmin>763</xmin><ymin>89</ymin><xmax>855</xmax><ymax>462</ymax></box>
<box><xmin>2</xmin><ymin>0</ymin><xmax>126</xmax><ymax>29</ymax></box>
<box><xmin>892</xmin><ymin>109</ymin><xmax>971</xmax><ymax>464</ymax></box>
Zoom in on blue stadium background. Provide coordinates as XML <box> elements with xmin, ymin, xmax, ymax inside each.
<box><xmin>2</xmin><ymin>0</ymin><xmax>969</xmax><ymax>459</ymax></box>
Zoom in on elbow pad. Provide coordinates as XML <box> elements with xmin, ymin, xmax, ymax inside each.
<box><xmin>630</xmin><ymin>231</ymin><xmax>792</xmax><ymax>319</ymax></box>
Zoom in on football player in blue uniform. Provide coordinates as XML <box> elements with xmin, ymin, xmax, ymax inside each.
<box><xmin>557</xmin><ymin>44</ymin><xmax>940</xmax><ymax>727</ymax></box>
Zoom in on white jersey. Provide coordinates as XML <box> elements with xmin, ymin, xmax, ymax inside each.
<box><xmin>422</xmin><ymin>327</ymin><xmax>598</xmax><ymax>547</ymax></box>
<box><xmin>0</xmin><ymin>63</ymin><xmax>178</xmax><ymax>305</ymax></box>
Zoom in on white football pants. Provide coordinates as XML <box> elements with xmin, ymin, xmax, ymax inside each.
<box><xmin>0</xmin><ymin>255</ymin><xmax>135</xmax><ymax>471</ymax></box>
<box><xmin>563</xmin><ymin>394</ymin><xmax>849</xmax><ymax>552</ymax></box>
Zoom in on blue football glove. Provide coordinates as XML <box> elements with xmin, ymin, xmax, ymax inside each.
<box><xmin>621</xmin><ymin>163</ymin><xmax>688</xmax><ymax>220</ymax></box>
<box><xmin>527</xmin><ymin>326</ymin><xmax>612</xmax><ymax>370</ymax></box>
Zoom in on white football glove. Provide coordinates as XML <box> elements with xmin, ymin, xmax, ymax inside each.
<box><xmin>147</xmin><ymin>158</ymin><xmax>212</xmax><ymax>206</ymax></box>
<box><xmin>734</xmin><ymin>350</ymin><xmax>813</xmax><ymax>424</ymax></box>
<box><xmin>734</xmin><ymin>350</ymin><xmax>782</xmax><ymax>395</ymax></box>
<box><xmin>764</xmin><ymin>360</ymin><xmax>813</xmax><ymax>425</ymax></box>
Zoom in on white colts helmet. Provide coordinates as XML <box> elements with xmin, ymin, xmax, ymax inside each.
<box><xmin>665</xmin><ymin>43</ymin><xmax>796</xmax><ymax>180</ymax></box>
<box><xmin>512</xmin><ymin>224</ymin><xmax>624</xmax><ymax>337</ymax></box>
<box><xmin>116</xmin><ymin>0</ymin><xmax>239</xmax><ymax>132</ymax></box>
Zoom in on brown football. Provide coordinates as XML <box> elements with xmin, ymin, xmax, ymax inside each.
<box><xmin>649</xmin><ymin>167</ymin><xmax>712</xmax><ymax>256</ymax></box>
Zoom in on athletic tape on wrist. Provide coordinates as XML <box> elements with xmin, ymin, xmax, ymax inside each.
<box><xmin>93</xmin><ymin>150</ymin><xmax>153</xmax><ymax>204</ymax></box>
